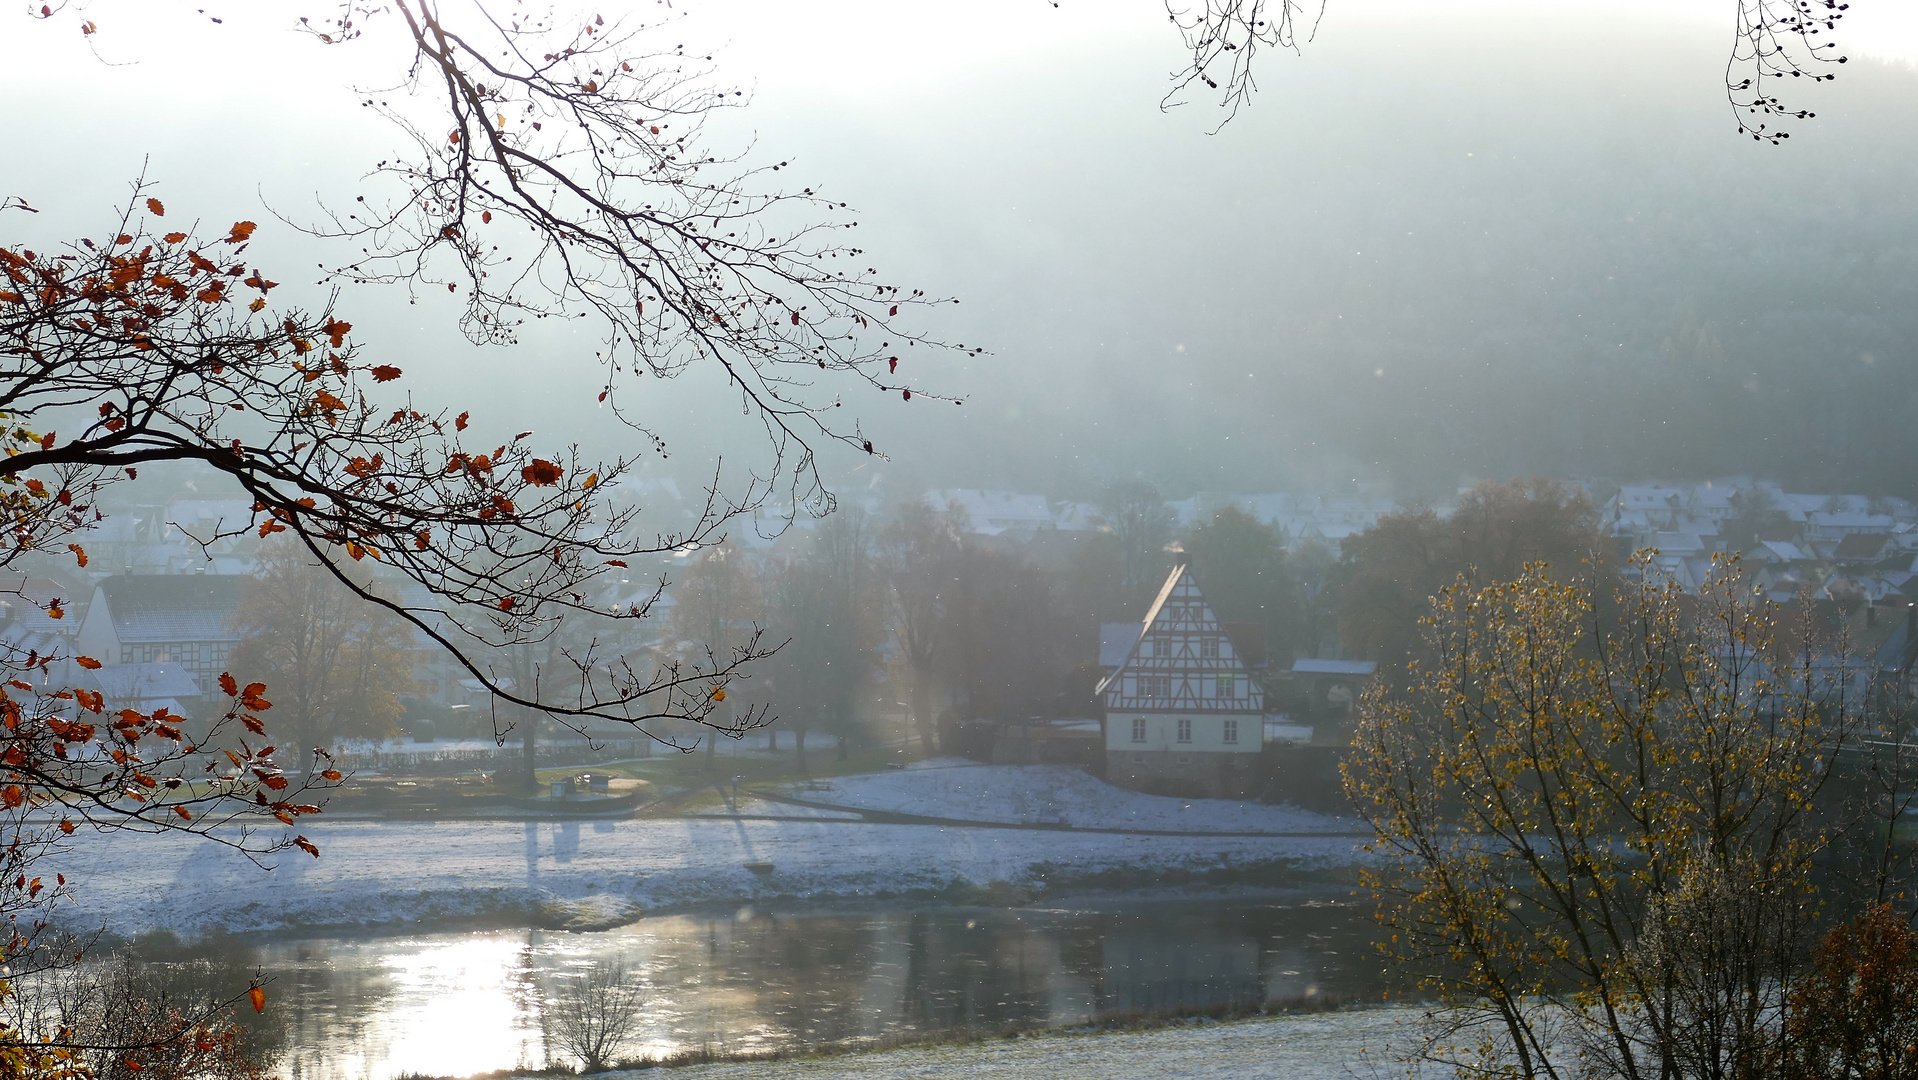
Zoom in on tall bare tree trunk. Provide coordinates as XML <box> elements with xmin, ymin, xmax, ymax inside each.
<box><xmin>910</xmin><ymin>665</ymin><xmax>937</xmax><ymax>754</ymax></box>
<box><xmin>521</xmin><ymin>709</ymin><xmax>540</xmax><ymax>794</ymax></box>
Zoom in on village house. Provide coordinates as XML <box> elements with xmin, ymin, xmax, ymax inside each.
<box><xmin>73</xmin><ymin>574</ymin><xmax>244</xmax><ymax>698</ymax></box>
<box><xmin>1098</xmin><ymin>566</ymin><xmax>1265</xmax><ymax>798</ymax></box>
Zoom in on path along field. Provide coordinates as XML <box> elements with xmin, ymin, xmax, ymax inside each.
<box><xmin>605</xmin><ymin>1009</ymin><xmax>1431</xmax><ymax>1080</ymax></box>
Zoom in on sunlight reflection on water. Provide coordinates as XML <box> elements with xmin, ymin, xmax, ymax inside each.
<box><xmin>268</xmin><ymin>900</ymin><xmax>1380</xmax><ymax>1080</ymax></box>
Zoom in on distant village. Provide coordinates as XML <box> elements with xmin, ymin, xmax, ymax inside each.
<box><xmin>6</xmin><ymin>474</ymin><xmax>1913</xmax><ymax>807</ymax></box>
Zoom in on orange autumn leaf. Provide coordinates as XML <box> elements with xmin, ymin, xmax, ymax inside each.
<box><xmin>248</xmin><ymin>986</ymin><xmax>266</xmax><ymax>1013</ymax></box>
<box><xmin>66</xmin><ymin>543</ymin><xmax>87</xmax><ymax>567</ymax></box>
<box><xmin>219</xmin><ymin>672</ymin><xmax>238</xmax><ymax>697</ymax></box>
<box><xmin>163</xmin><ymin>231</ymin><xmax>187</xmax><ymax>244</ymax></box>
<box><xmin>146</xmin><ymin>198</ymin><xmax>165</xmax><ymax>217</ymax></box>
<box><xmin>226</xmin><ymin>221</ymin><xmax>257</xmax><ymax>243</ymax></box>
<box><xmin>521</xmin><ymin>459</ymin><xmax>562</xmax><ymax>486</ymax></box>
<box><xmin>371</xmin><ymin>365</ymin><xmax>403</xmax><ymax>382</ymax></box>
<box><xmin>75</xmin><ymin>656</ymin><xmax>102</xmax><ymax>670</ymax></box>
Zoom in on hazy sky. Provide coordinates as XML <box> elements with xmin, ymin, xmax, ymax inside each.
<box><xmin>4</xmin><ymin>1</ymin><xmax>1914</xmax><ymax>505</ymax></box>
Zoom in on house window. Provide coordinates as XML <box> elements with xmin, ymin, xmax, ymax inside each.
<box><xmin>1158</xmin><ymin>636</ymin><xmax>1179</xmax><ymax>658</ymax></box>
<box><xmin>1177</xmin><ymin>718</ymin><xmax>1193</xmax><ymax>743</ymax></box>
<box><xmin>1202</xmin><ymin>637</ymin><xmax>1219</xmax><ymax>659</ymax></box>
<box><xmin>1218</xmin><ymin>674</ymin><xmax>1236</xmax><ymax>698</ymax></box>
<box><xmin>1131</xmin><ymin>717</ymin><xmax>1147</xmax><ymax>743</ymax></box>
<box><xmin>1223</xmin><ymin>718</ymin><xmax>1239</xmax><ymax>744</ymax></box>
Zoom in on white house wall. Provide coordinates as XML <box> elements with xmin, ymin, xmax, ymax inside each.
<box><xmin>1106</xmin><ymin>713</ymin><xmax>1260</xmax><ymax>754</ymax></box>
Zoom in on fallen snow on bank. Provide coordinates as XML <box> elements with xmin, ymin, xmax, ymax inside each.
<box><xmin>606</xmin><ymin>1009</ymin><xmax>1431</xmax><ymax>1080</ymax></box>
<box><xmin>50</xmin><ymin>806</ymin><xmax>1363</xmax><ymax>938</ymax></box>
<box><xmin>780</xmin><ymin>760</ymin><xmax>1358</xmax><ymax>833</ymax></box>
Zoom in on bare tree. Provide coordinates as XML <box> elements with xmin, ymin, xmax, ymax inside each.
<box><xmin>5</xmin><ymin>0</ymin><xmax>971</xmax><ymax>753</ymax></box>
<box><xmin>543</xmin><ymin>960</ymin><xmax>646</xmax><ymax>1074</ymax></box>
<box><xmin>1163</xmin><ymin>0</ymin><xmax>1849</xmax><ymax>141</ymax></box>
<box><xmin>880</xmin><ymin>500</ymin><xmax>965</xmax><ymax>752</ymax></box>
<box><xmin>229</xmin><ymin>541</ymin><xmax>416</xmax><ymax>776</ymax></box>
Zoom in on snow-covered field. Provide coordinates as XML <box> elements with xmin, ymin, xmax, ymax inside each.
<box><xmin>591</xmin><ymin>1009</ymin><xmax>1431</xmax><ymax>1080</ymax></box>
<box><xmin>778</xmin><ymin>761</ymin><xmax>1357</xmax><ymax>833</ymax></box>
<box><xmin>45</xmin><ymin>764</ymin><xmax>1366</xmax><ymax>937</ymax></box>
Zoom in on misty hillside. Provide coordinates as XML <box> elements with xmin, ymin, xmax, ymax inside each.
<box><xmin>759</xmin><ymin>16</ymin><xmax>1918</xmax><ymax>503</ymax></box>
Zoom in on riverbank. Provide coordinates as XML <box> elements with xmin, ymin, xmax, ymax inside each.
<box><xmin>50</xmin><ymin>764</ymin><xmax>1369</xmax><ymax>938</ymax></box>
<box><xmin>501</xmin><ymin>1006</ymin><xmax>1430</xmax><ymax>1080</ymax></box>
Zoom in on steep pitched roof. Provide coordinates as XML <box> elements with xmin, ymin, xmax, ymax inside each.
<box><xmin>97</xmin><ymin>575</ymin><xmax>243</xmax><ymax>643</ymax></box>
<box><xmin>1098</xmin><ymin>565</ymin><xmax>1263</xmax><ymax>713</ymax></box>
<box><xmin>1099</xmin><ymin>622</ymin><xmax>1144</xmax><ymax>669</ymax></box>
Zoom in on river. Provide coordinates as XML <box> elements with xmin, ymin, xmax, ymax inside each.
<box><xmin>255</xmin><ymin>894</ymin><xmax>1385</xmax><ymax>1079</ymax></box>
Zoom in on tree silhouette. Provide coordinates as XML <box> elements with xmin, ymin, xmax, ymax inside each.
<box><xmin>1167</xmin><ymin>0</ymin><xmax>1849</xmax><ymax>141</ymax></box>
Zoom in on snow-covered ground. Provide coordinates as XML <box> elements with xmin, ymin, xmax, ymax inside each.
<box><xmin>51</xmin><ymin>807</ymin><xmax>1364</xmax><ymax>937</ymax></box>
<box><xmin>591</xmin><ymin>1009</ymin><xmax>1432</xmax><ymax>1080</ymax></box>
<box><xmin>777</xmin><ymin>761</ymin><xmax>1358</xmax><ymax>833</ymax></box>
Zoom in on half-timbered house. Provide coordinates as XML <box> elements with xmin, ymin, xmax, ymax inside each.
<box><xmin>1098</xmin><ymin>565</ymin><xmax>1264</xmax><ymax>798</ymax></box>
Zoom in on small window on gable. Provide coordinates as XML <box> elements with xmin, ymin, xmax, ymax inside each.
<box><xmin>1201</xmin><ymin>637</ymin><xmax>1220</xmax><ymax>659</ymax></box>
<box><xmin>1218</xmin><ymin>674</ymin><xmax>1236</xmax><ymax>698</ymax></box>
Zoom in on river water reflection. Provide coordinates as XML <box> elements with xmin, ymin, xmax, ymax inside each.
<box><xmin>266</xmin><ymin>896</ymin><xmax>1385</xmax><ymax>1080</ymax></box>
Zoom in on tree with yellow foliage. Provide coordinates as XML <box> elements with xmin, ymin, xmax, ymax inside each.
<box><xmin>1346</xmin><ymin>555</ymin><xmax>1870</xmax><ymax>1079</ymax></box>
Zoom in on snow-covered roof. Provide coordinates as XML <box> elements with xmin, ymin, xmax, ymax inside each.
<box><xmin>1099</xmin><ymin>621</ymin><xmax>1143</xmax><ymax>669</ymax></box>
<box><xmin>1617</xmin><ymin>486</ymin><xmax>1687</xmax><ymax>511</ymax></box>
<box><xmin>928</xmin><ymin>489</ymin><xmax>1055</xmax><ymax>534</ymax></box>
<box><xmin>1652</xmin><ymin>532</ymin><xmax>1708</xmax><ymax>556</ymax></box>
<box><xmin>1291</xmin><ymin>658</ymin><xmax>1377</xmax><ymax>676</ymax></box>
<box><xmin>1810</xmin><ymin>512</ymin><xmax>1895</xmax><ymax>532</ymax></box>
<box><xmin>90</xmin><ymin>662</ymin><xmax>201</xmax><ymax>702</ymax></box>
<box><xmin>1750</xmin><ymin>540</ymin><xmax>1810</xmax><ymax>563</ymax></box>
<box><xmin>0</xmin><ymin>578</ymin><xmax>81</xmax><ymax>637</ymax></box>
<box><xmin>96</xmin><ymin>575</ymin><xmax>243</xmax><ymax>643</ymax></box>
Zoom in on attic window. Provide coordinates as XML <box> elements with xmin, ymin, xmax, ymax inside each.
<box><xmin>1202</xmin><ymin>637</ymin><xmax>1219</xmax><ymax>659</ymax></box>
